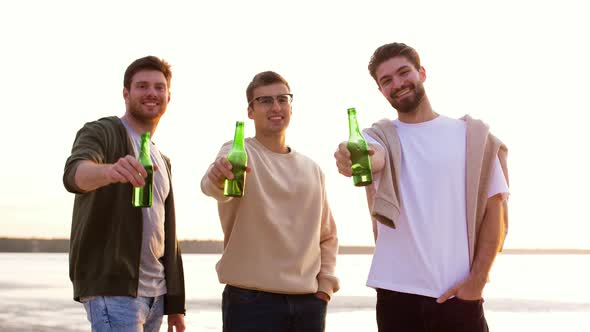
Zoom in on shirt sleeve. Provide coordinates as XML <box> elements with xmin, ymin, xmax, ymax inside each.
<box><xmin>63</xmin><ymin>121</ymin><xmax>109</xmax><ymax>194</ymax></box>
<box><xmin>200</xmin><ymin>142</ymin><xmax>234</xmax><ymax>203</ymax></box>
<box><xmin>363</xmin><ymin>132</ymin><xmax>383</xmax><ymax>190</ymax></box>
<box><xmin>317</xmin><ymin>170</ymin><xmax>340</xmax><ymax>297</ymax></box>
<box><xmin>487</xmin><ymin>156</ymin><xmax>509</xmax><ymax>200</ymax></box>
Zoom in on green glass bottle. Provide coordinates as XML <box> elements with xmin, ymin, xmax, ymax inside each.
<box><xmin>224</xmin><ymin>121</ymin><xmax>248</xmax><ymax>197</ymax></box>
<box><xmin>347</xmin><ymin>107</ymin><xmax>373</xmax><ymax>186</ymax></box>
<box><xmin>132</xmin><ymin>132</ymin><xmax>153</xmax><ymax>207</ymax></box>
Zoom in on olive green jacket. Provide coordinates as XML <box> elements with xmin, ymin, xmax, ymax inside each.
<box><xmin>63</xmin><ymin>116</ymin><xmax>185</xmax><ymax>315</ymax></box>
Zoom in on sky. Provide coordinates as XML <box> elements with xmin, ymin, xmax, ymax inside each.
<box><xmin>0</xmin><ymin>0</ymin><xmax>588</xmax><ymax>249</ymax></box>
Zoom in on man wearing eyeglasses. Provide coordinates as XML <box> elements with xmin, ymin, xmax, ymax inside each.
<box><xmin>201</xmin><ymin>71</ymin><xmax>339</xmax><ymax>332</ymax></box>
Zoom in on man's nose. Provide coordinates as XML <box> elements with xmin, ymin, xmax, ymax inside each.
<box><xmin>145</xmin><ymin>86</ymin><xmax>159</xmax><ymax>96</ymax></box>
<box><xmin>270</xmin><ymin>98</ymin><xmax>282</xmax><ymax>110</ymax></box>
<box><xmin>391</xmin><ymin>77</ymin><xmax>404</xmax><ymax>90</ymax></box>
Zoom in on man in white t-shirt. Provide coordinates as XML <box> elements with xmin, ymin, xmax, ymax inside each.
<box><xmin>334</xmin><ymin>42</ymin><xmax>509</xmax><ymax>331</ymax></box>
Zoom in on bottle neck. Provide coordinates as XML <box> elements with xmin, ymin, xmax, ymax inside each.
<box><xmin>232</xmin><ymin>123</ymin><xmax>245</xmax><ymax>149</ymax></box>
<box><xmin>348</xmin><ymin>113</ymin><xmax>362</xmax><ymax>137</ymax></box>
<box><xmin>139</xmin><ymin>135</ymin><xmax>151</xmax><ymax>164</ymax></box>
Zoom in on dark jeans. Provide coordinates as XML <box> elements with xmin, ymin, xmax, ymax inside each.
<box><xmin>376</xmin><ymin>289</ymin><xmax>489</xmax><ymax>332</ymax></box>
<box><xmin>222</xmin><ymin>285</ymin><xmax>327</xmax><ymax>332</ymax></box>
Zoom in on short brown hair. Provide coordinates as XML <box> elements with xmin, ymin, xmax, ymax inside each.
<box><xmin>123</xmin><ymin>56</ymin><xmax>172</xmax><ymax>90</ymax></box>
<box><xmin>246</xmin><ymin>71</ymin><xmax>290</xmax><ymax>103</ymax></box>
<box><xmin>368</xmin><ymin>43</ymin><xmax>421</xmax><ymax>85</ymax></box>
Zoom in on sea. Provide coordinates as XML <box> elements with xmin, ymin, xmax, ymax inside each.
<box><xmin>0</xmin><ymin>253</ymin><xmax>589</xmax><ymax>331</ymax></box>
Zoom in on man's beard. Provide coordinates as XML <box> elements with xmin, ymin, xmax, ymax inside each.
<box><xmin>128</xmin><ymin>99</ymin><xmax>165</xmax><ymax>123</ymax></box>
<box><xmin>389</xmin><ymin>82</ymin><xmax>426</xmax><ymax>113</ymax></box>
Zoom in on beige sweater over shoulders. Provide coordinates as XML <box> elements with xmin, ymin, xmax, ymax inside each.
<box><xmin>364</xmin><ymin>115</ymin><xmax>509</xmax><ymax>265</ymax></box>
<box><xmin>201</xmin><ymin>137</ymin><xmax>339</xmax><ymax>296</ymax></box>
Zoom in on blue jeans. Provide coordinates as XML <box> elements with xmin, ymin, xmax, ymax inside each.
<box><xmin>376</xmin><ymin>289</ymin><xmax>489</xmax><ymax>332</ymax></box>
<box><xmin>83</xmin><ymin>296</ymin><xmax>164</xmax><ymax>332</ymax></box>
<box><xmin>222</xmin><ymin>285</ymin><xmax>328</xmax><ymax>332</ymax></box>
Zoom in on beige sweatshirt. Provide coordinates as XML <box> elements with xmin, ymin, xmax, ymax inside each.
<box><xmin>201</xmin><ymin>137</ymin><xmax>340</xmax><ymax>297</ymax></box>
<box><xmin>364</xmin><ymin>115</ymin><xmax>509</xmax><ymax>265</ymax></box>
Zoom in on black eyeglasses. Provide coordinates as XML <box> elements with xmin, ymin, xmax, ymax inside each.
<box><xmin>248</xmin><ymin>94</ymin><xmax>293</xmax><ymax>107</ymax></box>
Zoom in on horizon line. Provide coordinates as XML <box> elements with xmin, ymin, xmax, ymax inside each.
<box><xmin>1</xmin><ymin>237</ymin><xmax>589</xmax><ymax>254</ymax></box>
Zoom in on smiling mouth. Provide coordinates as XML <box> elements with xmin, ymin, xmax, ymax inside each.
<box><xmin>268</xmin><ymin>116</ymin><xmax>283</xmax><ymax>121</ymax></box>
<box><xmin>395</xmin><ymin>88</ymin><xmax>412</xmax><ymax>99</ymax></box>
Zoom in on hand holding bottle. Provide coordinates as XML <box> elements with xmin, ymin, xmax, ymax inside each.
<box><xmin>133</xmin><ymin>132</ymin><xmax>153</xmax><ymax>208</ymax></box>
<box><xmin>74</xmin><ymin>156</ymin><xmax>150</xmax><ymax>193</ymax></box>
<box><xmin>334</xmin><ymin>142</ymin><xmax>375</xmax><ymax>177</ymax></box>
<box><xmin>207</xmin><ymin>121</ymin><xmax>252</xmax><ymax>195</ymax></box>
<box><xmin>106</xmin><ymin>155</ymin><xmax>149</xmax><ymax>187</ymax></box>
<box><xmin>223</xmin><ymin>121</ymin><xmax>249</xmax><ymax>197</ymax></box>
<box><xmin>206</xmin><ymin>157</ymin><xmax>244</xmax><ymax>188</ymax></box>
<box><xmin>206</xmin><ymin>157</ymin><xmax>252</xmax><ymax>188</ymax></box>
<box><xmin>335</xmin><ymin>107</ymin><xmax>375</xmax><ymax>186</ymax></box>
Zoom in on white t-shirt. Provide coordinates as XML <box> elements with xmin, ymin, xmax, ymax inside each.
<box><xmin>365</xmin><ymin>115</ymin><xmax>508</xmax><ymax>298</ymax></box>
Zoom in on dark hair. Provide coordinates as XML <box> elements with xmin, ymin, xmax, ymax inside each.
<box><xmin>123</xmin><ymin>56</ymin><xmax>172</xmax><ymax>90</ymax></box>
<box><xmin>368</xmin><ymin>43</ymin><xmax>421</xmax><ymax>85</ymax></box>
<box><xmin>246</xmin><ymin>71</ymin><xmax>290</xmax><ymax>103</ymax></box>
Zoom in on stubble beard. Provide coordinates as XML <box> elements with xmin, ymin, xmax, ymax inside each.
<box><xmin>128</xmin><ymin>98</ymin><xmax>166</xmax><ymax>124</ymax></box>
<box><xmin>389</xmin><ymin>82</ymin><xmax>426</xmax><ymax>114</ymax></box>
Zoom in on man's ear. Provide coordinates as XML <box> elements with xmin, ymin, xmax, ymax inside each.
<box><xmin>247</xmin><ymin>106</ymin><xmax>254</xmax><ymax>119</ymax></box>
<box><xmin>419</xmin><ymin>66</ymin><xmax>427</xmax><ymax>82</ymax></box>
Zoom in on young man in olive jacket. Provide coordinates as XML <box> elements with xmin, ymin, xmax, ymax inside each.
<box><xmin>63</xmin><ymin>56</ymin><xmax>185</xmax><ymax>332</ymax></box>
